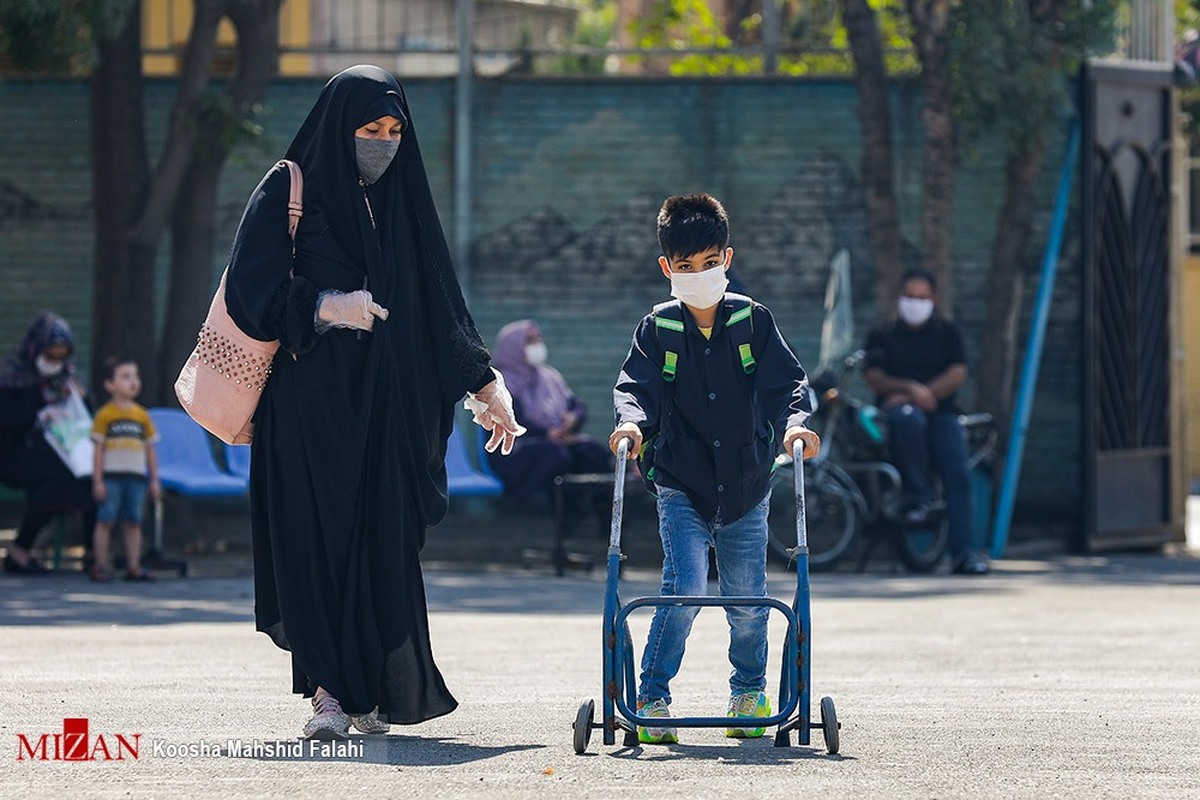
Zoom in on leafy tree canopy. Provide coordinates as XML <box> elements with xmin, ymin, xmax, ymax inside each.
<box><xmin>0</xmin><ymin>0</ymin><xmax>131</xmax><ymax>73</ymax></box>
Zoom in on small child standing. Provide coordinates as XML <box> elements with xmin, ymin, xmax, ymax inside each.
<box><xmin>610</xmin><ymin>194</ymin><xmax>819</xmax><ymax>744</ymax></box>
<box><xmin>90</xmin><ymin>357</ymin><xmax>160</xmax><ymax>582</ymax></box>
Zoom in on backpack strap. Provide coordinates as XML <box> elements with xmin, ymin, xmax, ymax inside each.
<box><xmin>651</xmin><ymin>300</ymin><xmax>686</xmax><ymax>382</ymax></box>
<box><xmin>725</xmin><ymin>295</ymin><xmax>756</xmax><ymax>375</ymax></box>
<box><xmin>651</xmin><ymin>296</ymin><xmax>757</xmax><ymax>381</ymax></box>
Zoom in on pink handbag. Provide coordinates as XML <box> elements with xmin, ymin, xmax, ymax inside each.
<box><xmin>174</xmin><ymin>159</ymin><xmax>303</xmax><ymax>445</ymax></box>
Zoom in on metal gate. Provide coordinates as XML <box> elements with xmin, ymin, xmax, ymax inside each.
<box><xmin>1080</xmin><ymin>60</ymin><xmax>1181</xmax><ymax>550</ymax></box>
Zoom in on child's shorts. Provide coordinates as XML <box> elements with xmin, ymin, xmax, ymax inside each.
<box><xmin>97</xmin><ymin>477</ymin><xmax>148</xmax><ymax>525</ymax></box>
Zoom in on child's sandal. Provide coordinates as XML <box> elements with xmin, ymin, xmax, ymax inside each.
<box><xmin>123</xmin><ymin>570</ymin><xmax>156</xmax><ymax>582</ymax></box>
<box><xmin>89</xmin><ymin>565</ymin><xmax>112</xmax><ymax>583</ymax></box>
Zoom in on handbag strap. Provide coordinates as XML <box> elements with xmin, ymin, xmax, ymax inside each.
<box><xmin>279</xmin><ymin>159</ymin><xmax>303</xmax><ymax>240</ymax></box>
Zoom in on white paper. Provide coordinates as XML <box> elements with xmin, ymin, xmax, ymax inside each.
<box><xmin>38</xmin><ymin>387</ymin><xmax>94</xmax><ymax>478</ymax></box>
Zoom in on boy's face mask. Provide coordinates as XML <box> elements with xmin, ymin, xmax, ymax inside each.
<box><xmin>668</xmin><ymin>257</ymin><xmax>729</xmax><ymax>309</ymax></box>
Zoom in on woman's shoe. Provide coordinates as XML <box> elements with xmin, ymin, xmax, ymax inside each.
<box><xmin>349</xmin><ymin>707</ymin><xmax>391</xmax><ymax>734</ymax></box>
<box><xmin>4</xmin><ymin>553</ymin><xmax>48</xmax><ymax>575</ymax></box>
<box><xmin>303</xmin><ymin>688</ymin><xmax>349</xmax><ymax>740</ymax></box>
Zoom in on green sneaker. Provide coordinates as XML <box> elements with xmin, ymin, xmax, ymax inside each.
<box><xmin>725</xmin><ymin>691</ymin><xmax>771</xmax><ymax>738</ymax></box>
<box><xmin>636</xmin><ymin>698</ymin><xmax>678</xmax><ymax>744</ymax></box>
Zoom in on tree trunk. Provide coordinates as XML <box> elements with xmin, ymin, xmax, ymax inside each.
<box><xmin>841</xmin><ymin>0</ymin><xmax>904</xmax><ymax>316</ymax></box>
<box><xmin>125</xmin><ymin>0</ymin><xmax>225</xmax><ymax>251</ymax></box>
<box><xmin>976</xmin><ymin>142</ymin><xmax>1045</xmax><ymax>451</ymax></box>
<box><xmin>156</xmin><ymin>0</ymin><xmax>282</xmax><ymax>404</ymax></box>
<box><xmin>89</xmin><ymin>0</ymin><xmax>156</xmax><ymax>401</ymax></box>
<box><xmin>976</xmin><ymin>0</ymin><xmax>1069</xmax><ymax>448</ymax></box>
<box><xmin>906</xmin><ymin>0</ymin><xmax>957</xmax><ymax>312</ymax></box>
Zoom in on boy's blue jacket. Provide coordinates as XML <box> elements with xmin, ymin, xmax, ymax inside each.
<box><xmin>613</xmin><ymin>293</ymin><xmax>812</xmax><ymax>524</ymax></box>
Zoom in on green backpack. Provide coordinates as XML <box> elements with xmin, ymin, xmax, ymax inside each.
<box><xmin>638</xmin><ymin>296</ymin><xmax>758</xmax><ymax>487</ymax></box>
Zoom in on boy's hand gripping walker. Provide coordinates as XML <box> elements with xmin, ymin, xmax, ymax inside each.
<box><xmin>572</xmin><ymin>438</ymin><xmax>840</xmax><ymax>754</ymax></box>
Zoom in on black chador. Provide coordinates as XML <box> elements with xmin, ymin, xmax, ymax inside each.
<box><xmin>225</xmin><ymin>66</ymin><xmax>492</xmax><ymax>723</ymax></box>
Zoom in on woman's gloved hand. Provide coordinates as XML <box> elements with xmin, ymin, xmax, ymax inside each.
<box><xmin>463</xmin><ymin>369</ymin><xmax>527</xmax><ymax>455</ymax></box>
<box><xmin>315</xmin><ymin>289</ymin><xmax>390</xmax><ymax>333</ymax></box>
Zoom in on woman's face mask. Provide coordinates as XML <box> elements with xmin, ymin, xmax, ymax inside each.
<box><xmin>667</xmin><ymin>255</ymin><xmax>729</xmax><ymax>309</ymax></box>
<box><xmin>525</xmin><ymin>342</ymin><xmax>548</xmax><ymax>367</ymax></box>
<box><xmin>897</xmin><ymin>296</ymin><xmax>935</xmax><ymax>327</ymax></box>
<box><xmin>35</xmin><ymin>355</ymin><xmax>65</xmax><ymax>377</ymax></box>
<box><xmin>355</xmin><ymin>138</ymin><xmax>400</xmax><ymax>185</ymax></box>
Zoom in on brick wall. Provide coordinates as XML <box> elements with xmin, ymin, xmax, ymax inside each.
<box><xmin>0</xmin><ymin>75</ymin><xmax>1080</xmax><ymax>523</ymax></box>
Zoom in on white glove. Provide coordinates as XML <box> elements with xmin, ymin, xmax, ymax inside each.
<box><xmin>315</xmin><ymin>289</ymin><xmax>389</xmax><ymax>333</ymax></box>
<box><xmin>464</xmin><ymin>368</ymin><xmax>527</xmax><ymax>455</ymax></box>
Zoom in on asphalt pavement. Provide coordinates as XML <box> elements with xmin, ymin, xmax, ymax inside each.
<box><xmin>2</xmin><ymin>546</ymin><xmax>1198</xmax><ymax>799</ymax></box>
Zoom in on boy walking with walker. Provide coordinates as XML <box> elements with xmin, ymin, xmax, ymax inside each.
<box><xmin>610</xmin><ymin>194</ymin><xmax>819</xmax><ymax>744</ymax></box>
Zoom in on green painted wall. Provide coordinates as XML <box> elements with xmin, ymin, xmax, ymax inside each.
<box><xmin>0</xmin><ymin>75</ymin><xmax>1079</xmax><ymax>525</ymax></box>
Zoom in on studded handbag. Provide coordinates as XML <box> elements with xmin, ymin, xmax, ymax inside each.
<box><xmin>173</xmin><ymin>159</ymin><xmax>303</xmax><ymax>445</ymax></box>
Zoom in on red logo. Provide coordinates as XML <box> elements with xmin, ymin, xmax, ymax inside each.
<box><xmin>16</xmin><ymin>718</ymin><xmax>140</xmax><ymax>761</ymax></box>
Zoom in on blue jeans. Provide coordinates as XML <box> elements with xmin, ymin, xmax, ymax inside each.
<box><xmin>638</xmin><ymin>486</ymin><xmax>771</xmax><ymax>704</ymax></box>
<box><xmin>884</xmin><ymin>404</ymin><xmax>973</xmax><ymax>560</ymax></box>
<box><xmin>96</xmin><ymin>477</ymin><xmax>148</xmax><ymax>525</ymax></box>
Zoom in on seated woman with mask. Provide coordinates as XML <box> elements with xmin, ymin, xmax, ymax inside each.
<box><xmin>0</xmin><ymin>312</ymin><xmax>96</xmax><ymax>574</ymax></box>
<box><xmin>487</xmin><ymin>320</ymin><xmax>612</xmax><ymax>506</ymax></box>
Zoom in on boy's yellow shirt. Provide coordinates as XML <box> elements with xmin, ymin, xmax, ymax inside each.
<box><xmin>91</xmin><ymin>401</ymin><xmax>158</xmax><ymax>478</ymax></box>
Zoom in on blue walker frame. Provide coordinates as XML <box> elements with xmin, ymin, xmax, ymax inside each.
<box><xmin>573</xmin><ymin>439</ymin><xmax>840</xmax><ymax>753</ymax></box>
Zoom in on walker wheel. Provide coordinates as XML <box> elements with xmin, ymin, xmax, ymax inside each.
<box><xmin>573</xmin><ymin>699</ymin><xmax>595</xmax><ymax>754</ymax></box>
<box><xmin>820</xmin><ymin>696</ymin><xmax>840</xmax><ymax>754</ymax></box>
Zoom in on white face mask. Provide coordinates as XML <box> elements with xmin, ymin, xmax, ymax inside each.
<box><xmin>897</xmin><ymin>296</ymin><xmax>935</xmax><ymax>327</ymax></box>
<box><xmin>669</xmin><ymin>260</ymin><xmax>729</xmax><ymax>309</ymax></box>
<box><xmin>525</xmin><ymin>342</ymin><xmax>548</xmax><ymax>367</ymax></box>
<box><xmin>35</xmin><ymin>355</ymin><xmax>64</xmax><ymax>377</ymax></box>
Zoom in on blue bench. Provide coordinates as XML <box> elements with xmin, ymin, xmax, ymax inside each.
<box><xmin>150</xmin><ymin>409</ymin><xmax>249</xmax><ymax>497</ymax></box>
<box><xmin>220</xmin><ymin>425</ymin><xmax>502</xmax><ymax>498</ymax></box>
<box><xmin>446</xmin><ymin>425</ymin><xmax>504</xmax><ymax>497</ymax></box>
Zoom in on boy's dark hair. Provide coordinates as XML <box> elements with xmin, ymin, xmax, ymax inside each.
<box><xmin>656</xmin><ymin>194</ymin><xmax>729</xmax><ymax>260</ymax></box>
<box><xmin>101</xmin><ymin>355</ymin><xmax>137</xmax><ymax>383</ymax></box>
<box><xmin>900</xmin><ymin>268</ymin><xmax>937</xmax><ymax>291</ymax></box>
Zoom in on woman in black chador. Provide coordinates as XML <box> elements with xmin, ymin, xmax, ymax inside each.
<box><xmin>225</xmin><ymin>65</ymin><xmax>523</xmax><ymax>740</ymax></box>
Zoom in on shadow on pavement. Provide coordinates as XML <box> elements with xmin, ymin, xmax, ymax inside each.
<box><xmin>605</xmin><ymin>740</ymin><xmax>856</xmax><ymax>764</ymax></box>
<box><xmin>236</xmin><ymin>735</ymin><xmax>543</xmax><ymax>766</ymax></box>
<box><xmin>0</xmin><ymin>551</ymin><xmax>1194</xmax><ymax>627</ymax></box>
<box><xmin>0</xmin><ymin>577</ymin><xmax>255</xmax><ymax>626</ymax></box>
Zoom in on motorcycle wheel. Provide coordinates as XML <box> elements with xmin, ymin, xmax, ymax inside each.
<box><xmin>895</xmin><ymin>509</ymin><xmax>950</xmax><ymax>573</ymax></box>
<box><xmin>768</xmin><ymin>461</ymin><xmax>862</xmax><ymax>570</ymax></box>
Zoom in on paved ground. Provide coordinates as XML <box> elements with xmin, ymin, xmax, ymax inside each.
<box><xmin>2</xmin><ymin>545</ymin><xmax>1198</xmax><ymax>799</ymax></box>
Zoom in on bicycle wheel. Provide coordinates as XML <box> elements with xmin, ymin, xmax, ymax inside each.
<box><xmin>768</xmin><ymin>461</ymin><xmax>862</xmax><ymax>570</ymax></box>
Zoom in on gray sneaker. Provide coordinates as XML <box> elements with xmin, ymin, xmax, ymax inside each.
<box><xmin>349</xmin><ymin>707</ymin><xmax>391</xmax><ymax>734</ymax></box>
<box><xmin>303</xmin><ymin>688</ymin><xmax>349</xmax><ymax>740</ymax></box>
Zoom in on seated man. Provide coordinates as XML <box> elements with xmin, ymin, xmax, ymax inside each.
<box><xmin>862</xmin><ymin>269</ymin><xmax>989</xmax><ymax>575</ymax></box>
<box><xmin>487</xmin><ymin>320</ymin><xmax>613</xmax><ymax>512</ymax></box>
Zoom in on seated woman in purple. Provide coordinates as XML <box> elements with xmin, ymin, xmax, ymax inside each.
<box><xmin>487</xmin><ymin>320</ymin><xmax>612</xmax><ymax>505</ymax></box>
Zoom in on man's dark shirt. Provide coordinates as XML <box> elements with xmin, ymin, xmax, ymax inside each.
<box><xmin>863</xmin><ymin>316</ymin><xmax>966</xmax><ymax>414</ymax></box>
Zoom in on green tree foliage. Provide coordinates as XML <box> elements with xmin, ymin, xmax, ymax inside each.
<box><xmin>948</xmin><ymin>0</ymin><xmax>1117</xmax><ymax>157</ymax></box>
<box><xmin>0</xmin><ymin>0</ymin><xmax>131</xmax><ymax>73</ymax></box>
<box><xmin>627</xmin><ymin>0</ymin><xmax>917</xmax><ymax>76</ymax></box>
<box><xmin>555</xmin><ymin>0</ymin><xmax>618</xmax><ymax>74</ymax></box>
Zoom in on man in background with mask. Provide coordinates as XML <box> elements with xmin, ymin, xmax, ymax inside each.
<box><xmin>863</xmin><ymin>268</ymin><xmax>990</xmax><ymax>575</ymax></box>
